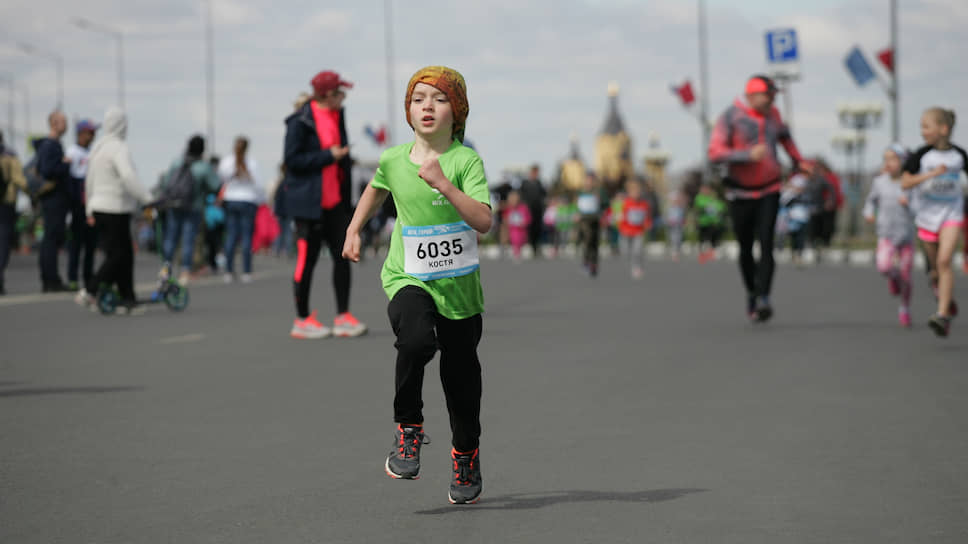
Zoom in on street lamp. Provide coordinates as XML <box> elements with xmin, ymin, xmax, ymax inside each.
<box><xmin>0</xmin><ymin>74</ymin><xmax>15</xmax><ymax>152</ymax></box>
<box><xmin>831</xmin><ymin>128</ymin><xmax>869</xmax><ymax>237</ymax></box>
<box><xmin>17</xmin><ymin>42</ymin><xmax>64</xmax><ymax>110</ymax></box>
<box><xmin>72</xmin><ymin>17</ymin><xmax>125</xmax><ymax>109</ymax></box>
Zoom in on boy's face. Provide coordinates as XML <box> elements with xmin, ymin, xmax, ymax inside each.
<box><xmin>410</xmin><ymin>82</ymin><xmax>454</xmax><ymax>140</ymax></box>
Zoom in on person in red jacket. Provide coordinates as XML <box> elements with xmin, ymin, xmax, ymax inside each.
<box><xmin>708</xmin><ymin>74</ymin><xmax>808</xmax><ymax>322</ymax></box>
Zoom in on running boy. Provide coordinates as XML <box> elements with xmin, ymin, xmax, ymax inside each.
<box><xmin>342</xmin><ymin>66</ymin><xmax>490</xmax><ymax>504</ymax></box>
<box><xmin>576</xmin><ymin>171</ymin><xmax>607</xmax><ymax>277</ymax></box>
<box><xmin>864</xmin><ymin>144</ymin><xmax>915</xmax><ymax>327</ymax></box>
<box><xmin>902</xmin><ymin>108</ymin><xmax>966</xmax><ymax>337</ymax></box>
<box><xmin>693</xmin><ymin>184</ymin><xmax>727</xmax><ymax>263</ymax></box>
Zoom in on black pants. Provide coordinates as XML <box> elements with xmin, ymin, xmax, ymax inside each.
<box><xmin>698</xmin><ymin>225</ymin><xmax>723</xmax><ymax>248</ymax></box>
<box><xmin>579</xmin><ymin>216</ymin><xmax>600</xmax><ymax>266</ymax></box>
<box><xmin>205</xmin><ymin>223</ymin><xmax>224</xmax><ymax>271</ymax></box>
<box><xmin>0</xmin><ymin>204</ymin><xmax>15</xmax><ymax>289</ymax></box>
<box><xmin>528</xmin><ymin>205</ymin><xmax>544</xmax><ymax>256</ymax></box>
<box><xmin>68</xmin><ymin>200</ymin><xmax>98</xmax><ymax>286</ymax></box>
<box><xmin>293</xmin><ymin>207</ymin><xmax>350</xmax><ymax>319</ymax></box>
<box><xmin>728</xmin><ymin>193</ymin><xmax>779</xmax><ymax>298</ymax></box>
<box><xmin>39</xmin><ymin>193</ymin><xmax>69</xmax><ymax>287</ymax></box>
<box><xmin>388</xmin><ymin>286</ymin><xmax>483</xmax><ymax>452</ymax></box>
<box><xmin>89</xmin><ymin>212</ymin><xmax>136</xmax><ymax>302</ymax></box>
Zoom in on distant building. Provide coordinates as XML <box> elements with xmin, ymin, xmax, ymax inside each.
<box><xmin>554</xmin><ymin>133</ymin><xmax>586</xmax><ymax>195</ymax></box>
<box><xmin>594</xmin><ymin>82</ymin><xmax>634</xmax><ymax>195</ymax></box>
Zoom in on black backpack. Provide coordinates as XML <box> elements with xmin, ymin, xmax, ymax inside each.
<box><xmin>161</xmin><ymin>159</ymin><xmax>198</xmax><ymax>210</ymax></box>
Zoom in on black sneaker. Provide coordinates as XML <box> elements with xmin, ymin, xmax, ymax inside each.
<box><xmin>928</xmin><ymin>314</ymin><xmax>951</xmax><ymax>338</ymax></box>
<box><xmin>754</xmin><ymin>297</ymin><xmax>773</xmax><ymax>323</ymax></box>
<box><xmin>385</xmin><ymin>425</ymin><xmax>429</xmax><ymax>480</ymax></box>
<box><xmin>448</xmin><ymin>448</ymin><xmax>483</xmax><ymax>505</ymax></box>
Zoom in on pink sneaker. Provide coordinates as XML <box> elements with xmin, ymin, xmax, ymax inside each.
<box><xmin>898</xmin><ymin>308</ymin><xmax>912</xmax><ymax>328</ymax></box>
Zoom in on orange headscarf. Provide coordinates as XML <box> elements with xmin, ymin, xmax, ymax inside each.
<box><xmin>405</xmin><ymin>66</ymin><xmax>469</xmax><ymax>143</ymax></box>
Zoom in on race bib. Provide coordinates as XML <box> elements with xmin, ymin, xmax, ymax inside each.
<box><xmin>789</xmin><ymin>205</ymin><xmax>810</xmax><ymax>222</ymax></box>
<box><xmin>509</xmin><ymin>211</ymin><xmax>525</xmax><ymax>227</ymax></box>
<box><xmin>577</xmin><ymin>194</ymin><xmax>600</xmax><ymax>214</ymax></box>
<box><xmin>923</xmin><ymin>172</ymin><xmax>962</xmax><ymax>202</ymax></box>
<box><xmin>625</xmin><ymin>209</ymin><xmax>646</xmax><ymax>226</ymax></box>
<box><xmin>402</xmin><ymin>221</ymin><xmax>480</xmax><ymax>281</ymax></box>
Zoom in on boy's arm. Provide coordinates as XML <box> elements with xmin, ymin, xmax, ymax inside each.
<box><xmin>418</xmin><ymin>158</ymin><xmax>492</xmax><ymax>233</ymax></box>
<box><xmin>343</xmin><ymin>183</ymin><xmax>390</xmax><ymax>262</ymax></box>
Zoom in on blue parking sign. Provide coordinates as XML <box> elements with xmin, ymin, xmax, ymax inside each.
<box><xmin>765</xmin><ymin>29</ymin><xmax>799</xmax><ymax>63</ymax></box>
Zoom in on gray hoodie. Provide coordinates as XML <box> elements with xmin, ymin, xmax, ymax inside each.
<box><xmin>85</xmin><ymin>108</ymin><xmax>151</xmax><ymax>216</ymax></box>
<box><xmin>863</xmin><ymin>173</ymin><xmax>914</xmax><ymax>244</ymax></box>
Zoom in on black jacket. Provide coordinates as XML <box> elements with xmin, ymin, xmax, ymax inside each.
<box><xmin>33</xmin><ymin>137</ymin><xmax>71</xmax><ymax>200</ymax></box>
<box><xmin>282</xmin><ymin>102</ymin><xmax>352</xmax><ymax>220</ymax></box>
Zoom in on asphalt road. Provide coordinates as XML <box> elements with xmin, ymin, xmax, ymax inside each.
<box><xmin>2</xmin><ymin>250</ymin><xmax>967</xmax><ymax>543</ymax></box>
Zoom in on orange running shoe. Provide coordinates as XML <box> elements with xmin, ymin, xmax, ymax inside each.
<box><xmin>333</xmin><ymin>312</ymin><xmax>368</xmax><ymax>337</ymax></box>
<box><xmin>290</xmin><ymin>310</ymin><xmax>332</xmax><ymax>339</ymax></box>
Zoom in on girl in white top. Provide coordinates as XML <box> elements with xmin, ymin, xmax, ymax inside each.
<box><xmin>901</xmin><ymin>107</ymin><xmax>967</xmax><ymax>337</ymax></box>
<box><xmin>217</xmin><ymin>136</ymin><xmax>262</xmax><ymax>282</ymax></box>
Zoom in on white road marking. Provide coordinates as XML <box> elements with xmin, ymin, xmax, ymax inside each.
<box><xmin>159</xmin><ymin>333</ymin><xmax>206</xmax><ymax>345</ymax></box>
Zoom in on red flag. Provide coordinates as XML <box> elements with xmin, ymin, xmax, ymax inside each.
<box><xmin>877</xmin><ymin>48</ymin><xmax>894</xmax><ymax>73</ymax></box>
<box><xmin>671</xmin><ymin>81</ymin><xmax>695</xmax><ymax>106</ymax></box>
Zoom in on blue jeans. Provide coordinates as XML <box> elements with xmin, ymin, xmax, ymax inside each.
<box><xmin>163</xmin><ymin>209</ymin><xmax>201</xmax><ymax>271</ymax></box>
<box><xmin>223</xmin><ymin>201</ymin><xmax>257</xmax><ymax>274</ymax></box>
<box><xmin>273</xmin><ymin>214</ymin><xmax>295</xmax><ymax>257</ymax></box>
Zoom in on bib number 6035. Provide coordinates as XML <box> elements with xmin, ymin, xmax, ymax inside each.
<box><xmin>416</xmin><ymin>238</ymin><xmax>464</xmax><ymax>259</ymax></box>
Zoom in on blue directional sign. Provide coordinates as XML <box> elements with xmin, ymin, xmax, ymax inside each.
<box><xmin>844</xmin><ymin>46</ymin><xmax>876</xmax><ymax>86</ymax></box>
<box><xmin>765</xmin><ymin>28</ymin><xmax>799</xmax><ymax>63</ymax></box>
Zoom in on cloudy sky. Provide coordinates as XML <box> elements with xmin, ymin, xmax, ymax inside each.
<box><xmin>1</xmin><ymin>0</ymin><xmax>966</xmax><ymax>190</ymax></box>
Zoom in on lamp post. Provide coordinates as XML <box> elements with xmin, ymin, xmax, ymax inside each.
<box><xmin>72</xmin><ymin>17</ymin><xmax>125</xmax><ymax>109</ymax></box>
<box><xmin>17</xmin><ymin>42</ymin><xmax>63</xmax><ymax>110</ymax></box>
<box><xmin>831</xmin><ymin>128</ymin><xmax>869</xmax><ymax>238</ymax></box>
<box><xmin>0</xmin><ymin>74</ymin><xmax>14</xmax><ymax>153</ymax></box>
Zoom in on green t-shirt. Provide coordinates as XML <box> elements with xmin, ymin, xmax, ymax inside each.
<box><xmin>694</xmin><ymin>193</ymin><xmax>726</xmax><ymax>227</ymax></box>
<box><xmin>370</xmin><ymin>140</ymin><xmax>491</xmax><ymax>320</ymax></box>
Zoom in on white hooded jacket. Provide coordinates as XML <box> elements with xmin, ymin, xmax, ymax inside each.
<box><xmin>85</xmin><ymin>108</ymin><xmax>151</xmax><ymax>216</ymax></box>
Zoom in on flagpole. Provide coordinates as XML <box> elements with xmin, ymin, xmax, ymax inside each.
<box><xmin>890</xmin><ymin>0</ymin><xmax>898</xmax><ymax>143</ymax></box>
<box><xmin>698</xmin><ymin>0</ymin><xmax>710</xmax><ymax>174</ymax></box>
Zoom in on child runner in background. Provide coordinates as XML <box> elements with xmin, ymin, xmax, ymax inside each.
<box><xmin>555</xmin><ymin>195</ymin><xmax>578</xmax><ymax>257</ymax></box>
<box><xmin>576</xmin><ymin>171</ymin><xmax>607</xmax><ymax>277</ymax></box>
<box><xmin>542</xmin><ymin>197</ymin><xmax>559</xmax><ymax>257</ymax></box>
<box><xmin>665</xmin><ymin>190</ymin><xmax>686</xmax><ymax>261</ymax></box>
<box><xmin>694</xmin><ymin>184</ymin><xmax>727</xmax><ymax>263</ymax></box>
<box><xmin>864</xmin><ymin>144</ymin><xmax>916</xmax><ymax>327</ymax></box>
<box><xmin>901</xmin><ymin>107</ymin><xmax>966</xmax><ymax>337</ymax></box>
<box><xmin>502</xmin><ymin>190</ymin><xmax>531</xmax><ymax>261</ymax></box>
<box><xmin>343</xmin><ymin>66</ymin><xmax>490</xmax><ymax>505</ymax></box>
<box><xmin>617</xmin><ymin>179</ymin><xmax>651</xmax><ymax>279</ymax></box>
<box><xmin>778</xmin><ymin>173</ymin><xmax>812</xmax><ymax>266</ymax></box>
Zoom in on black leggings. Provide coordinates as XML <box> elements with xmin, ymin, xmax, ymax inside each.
<box><xmin>89</xmin><ymin>212</ymin><xmax>136</xmax><ymax>302</ymax></box>
<box><xmin>579</xmin><ymin>216</ymin><xmax>600</xmax><ymax>266</ymax></box>
<box><xmin>388</xmin><ymin>286</ymin><xmax>483</xmax><ymax>452</ymax></box>
<box><xmin>728</xmin><ymin>193</ymin><xmax>779</xmax><ymax>298</ymax></box>
<box><xmin>293</xmin><ymin>208</ymin><xmax>350</xmax><ymax>319</ymax></box>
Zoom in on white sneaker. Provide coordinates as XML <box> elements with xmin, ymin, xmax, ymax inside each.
<box><xmin>240</xmin><ymin>273</ymin><xmax>253</xmax><ymax>284</ymax></box>
<box><xmin>290</xmin><ymin>311</ymin><xmax>332</xmax><ymax>339</ymax></box>
<box><xmin>178</xmin><ymin>271</ymin><xmax>191</xmax><ymax>286</ymax></box>
<box><xmin>74</xmin><ymin>288</ymin><xmax>95</xmax><ymax>308</ymax></box>
<box><xmin>222</xmin><ymin>273</ymin><xmax>234</xmax><ymax>284</ymax></box>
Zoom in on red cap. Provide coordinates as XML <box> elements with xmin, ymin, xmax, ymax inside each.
<box><xmin>745</xmin><ymin>75</ymin><xmax>777</xmax><ymax>95</ymax></box>
<box><xmin>311</xmin><ymin>71</ymin><xmax>353</xmax><ymax>95</ymax></box>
